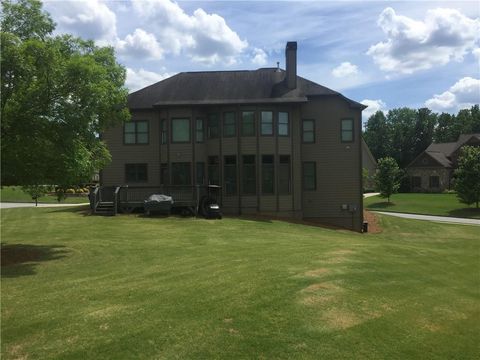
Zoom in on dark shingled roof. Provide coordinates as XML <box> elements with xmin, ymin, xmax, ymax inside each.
<box><xmin>127</xmin><ymin>68</ymin><xmax>366</xmax><ymax>109</ymax></box>
<box><xmin>409</xmin><ymin>133</ymin><xmax>480</xmax><ymax>168</ymax></box>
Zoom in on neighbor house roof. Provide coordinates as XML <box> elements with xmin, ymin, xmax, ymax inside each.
<box><xmin>127</xmin><ymin>68</ymin><xmax>366</xmax><ymax>109</ymax></box>
<box><xmin>407</xmin><ymin>133</ymin><xmax>480</xmax><ymax>169</ymax></box>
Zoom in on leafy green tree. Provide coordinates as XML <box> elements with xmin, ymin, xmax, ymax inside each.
<box><xmin>22</xmin><ymin>184</ymin><xmax>51</xmax><ymax>206</ymax></box>
<box><xmin>454</xmin><ymin>146</ymin><xmax>480</xmax><ymax>208</ymax></box>
<box><xmin>387</xmin><ymin>108</ymin><xmax>419</xmax><ymax>168</ymax></box>
<box><xmin>413</xmin><ymin>108</ymin><xmax>437</xmax><ymax>158</ymax></box>
<box><xmin>363</xmin><ymin>111</ymin><xmax>391</xmax><ymax>160</ymax></box>
<box><xmin>1</xmin><ymin>0</ymin><xmax>129</xmax><ymax>187</ymax></box>
<box><xmin>374</xmin><ymin>157</ymin><xmax>401</xmax><ymax>203</ymax></box>
<box><xmin>434</xmin><ymin>112</ymin><xmax>457</xmax><ymax>143</ymax></box>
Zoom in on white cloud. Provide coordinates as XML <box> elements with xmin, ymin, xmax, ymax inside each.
<box><xmin>361</xmin><ymin>99</ymin><xmax>387</xmax><ymax>121</ymax></box>
<box><xmin>332</xmin><ymin>62</ymin><xmax>359</xmax><ymax>78</ymax></box>
<box><xmin>46</xmin><ymin>0</ymin><xmax>117</xmax><ymax>44</ymax></box>
<box><xmin>367</xmin><ymin>7</ymin><xmax>480</xmax><ymax>74</ymax></box>
<box><xmin>473</xmin><ymin>48</ymin><xmax>480</xmax><ymax>63</ymax></box>
<box><xmin>130</xmin><ymin>0</ymin><xmax>248</xmax><ymax>65</ymax></box>
<box><xmin>251</xmin><ymin>48</ymin><xmax>268</xmax><ymax>66</ymax></box>
<box><xmin>425</xmin><ymin>77</ymin><xmax>480</xmax><ymax>112</ymax></box>
<box><xmin>126</xmin><ymin>68</ymin><xmax>174</xmax><ymax>92</ymax></box>
<box><xmin>117</xmin><ymin>29</ymin><xmax>164</xmax><ymax>60</ymax></box>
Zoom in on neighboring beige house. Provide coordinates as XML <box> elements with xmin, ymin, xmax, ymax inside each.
<box><xmin>406</xmin><ymin>133</ymin><xmax>480</xmax><ymax>192</ymax></box>
<box><xmin>101</xmin><ymin>42</ymin><xmax>367</xmax><ymax>231</ymax></box>
<box><xmin>362</xmin><ymin>138</ymin><xmax>377</xmax><ymax>191</ymax></box>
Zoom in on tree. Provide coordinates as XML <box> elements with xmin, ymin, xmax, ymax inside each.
<box><xmin>1</xmin><ymin>0</ymin><xmax>130</xmax><ymax>188</ymax></box>
<box><xmin>22</xmin><ymin>184</ymin><xmax>51</xmax><ymax>206</ymax></box>
<box><xmin>413</xmin><ymin>108</ymin><xmax>437</xmax><ymax>158</ymax></box>
<box><xmin>374</xmin><ymin>157</ymin><xmax>401</xmax><ymax>203</ymax></box>
<box><xmin>434</xmin><ymin>112</ymin><xmax>457</xmax><ymax>143</ymax></box>
<box><xmin>363</xmin><ymin>111</ymin><xmax>391</xmax><ymax>160</ymax></box>
<box><xmin>454</xmin><ymin>146</ymin><xmax>480</xmax><ymax>208</ymax></box>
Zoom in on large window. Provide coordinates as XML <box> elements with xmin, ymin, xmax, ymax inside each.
<box><xmin>171</xmin><ymin>118</ymin><xmax>190</xmax><ymax>143</ymax></box>
<box><xmin>302</xmin><ymin>162</ymin><xmax>316</xmax><ymax>191</ymax></box>
<box><xmin>429</xmin><ymin>176</ymin><xmax>439</xmax><ymax>188</ymax></box>
<box><xmin>196</xmin><ymin>118</ymin><xmax>204</xmax><ymax>143</ymax></box>
<box><xmin>124</xmin><ymin>121</ymin><xmax>148</xmax><ymax>144</ymax></box>
<box><xmin>341</xmin><ymin>119</ymin><xmax>354</xmax><ymax>142</ymax></box>
<box><xmin>160</xmin><ymin>163</ymin><xmax>168</xmax><ymax>185</ymax></box>
<box><xmin>262</xmin><ymin>155</ymin><xmax>274</xmax><ymax>194</ymax></box>
<box><xmin>125</xmin><ymin>164</ymin><xmax>148</xmax><ymax>182</ymax></box>
<box><xmin>241</xmin><ymin>111</ymin><xmax>255</xmax><ymax>136</ymax></box>
<box><xmin>171</xmin><ymin>162</ymin><xmax>191</xmax><ymax>185</ymax></box>
<box><xmin>224</xmin><ymin>155</ymin><xmax>237</xmax><ymax>195</ymax></box>
<box><xmin>302</xmin><ymin>119</ymin><xmax>315</xmax><ymax>143</ymax></box>
<box><xmin>278</xmin><ymin>155</ymin><xmax>291</xmax><ymax>194</ymax></box>
<box><xmin>208</xmin><ymin>156</ymin><xmax>219</xmax><ymax>185</ymax></box>
<box><xmin>208</xmin><ymin>114</ymin><xmax>219</xmax><ymax>139</ymax></box>
<box><xmin>196</xmin><ymin>162</ymin><xmax>205</xmax><ymax>185</ymax></box>
<box><xmin>160</xmin><ymin>119</ymin><xmax>167</xmax><ymax>144</ymax></box>
<box><xmin>278</xmin><ymin>112</ymin><xmax>289</xmax><ymax>136</ymax></box>
<box><xmin>261</xmin><ymin>111</ymin><xmax>273</xmax><ymax>136</ymax></box>
<box><xmin>242</xmin><ymin>155</ymin><xmax>256</xmax><ymax>195</ymax></box>
<box><xmin>223</xmin><ymin>112</ymin><xmax>236</xmax><ymax>137</ymax></box>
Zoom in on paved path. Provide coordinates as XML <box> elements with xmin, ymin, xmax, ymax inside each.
<box><xmin>374</xmin><ymin>211</ymin><xmax>480</xmax><ymax>226</ymax></box>
<box><xmin>363</xmin><ymin>192</ymin><xmax>380</xmax><ymax>198</ymax></box>
<box><xmin>0</xmin><ymin>202</ymin><xmax>89</xmax><ymax>209</ymax></box>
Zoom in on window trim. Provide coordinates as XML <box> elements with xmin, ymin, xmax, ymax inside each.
<box><xmin>171</xmin><ymin>118</ymin><xmax>191</xmax><ymax>144</ymax></box>
<box><xmin>260</xmin><ymin>111</ymin><xmax>274</xmax><ymax>137</ymax></box>
<box><xmin>160</xmin><ymin>119</ymin><xmax>167</xmax><ymax>145</ymax></box>
<box><xmin>302</xmin><ymin>161</ymin><xmax>317</xmax><ymax>191</ymax></box>
<box><xmin>123</xmin><ymin>120</ymin><xmax>149</xmax><ymax>145</ymax></box>
<box><xmin>302</xmin><ymin>119</ymin><xmax>315</xmax><ymax>144</ymax></box>
<box><xmin>341</xmin><ymin>118</ymin><xmax>354</xmax><ymax>143</ymax></box>
<box><xmin>278</xmin><ymin>111</ymin><xmax>290</xmax><ymax>137</ymax></box>
<box><xmin>125</xmin><ymin>163</ymin><xmax>148</xmax><ymax>183</ymax></box>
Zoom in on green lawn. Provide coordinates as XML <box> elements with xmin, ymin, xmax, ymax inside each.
<box><xmin>0</xmin><ymin>186</ymin><xmax>89</xmax><ymax>204</ymax></box>
<box><xmin>365</xmin><ymin>193</ymin><xmax>480</xmax><ymax>219</ymax></box>
<box><xmin>1</xmin><ymin>207</ymin><xmax>479</xmax><ymax>359</ymax></box>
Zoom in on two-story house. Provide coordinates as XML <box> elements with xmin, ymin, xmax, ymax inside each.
<box><xmin>101</xmin><ymin>42</ymin><xmax>367</xmax><ymax>231</ymax></box>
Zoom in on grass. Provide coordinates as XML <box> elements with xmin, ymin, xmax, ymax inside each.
<box><xmin>0</xmin><ymin>186</ymin><xmax>88</xmax><ymax>204</ymax></box>
<box><xmin>364</xmin><ymin>193</ymin><xmax>480</xmax><ymax>219</ymax></box>
<box><xmin>1</xmin><ymin>207</ymin><xmax>479</xmax><ymax>359</ymax></box>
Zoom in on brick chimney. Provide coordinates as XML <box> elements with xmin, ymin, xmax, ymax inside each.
<box><xmin>285</xmin><ymin>41</ymin><xmax>297</xmax><ymax>90</ymax></box>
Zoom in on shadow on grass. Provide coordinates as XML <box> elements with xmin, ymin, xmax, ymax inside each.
<box><xmin>1</xmin><ymin>243</ymin><xmax>69</xmax><ymax>278</ymax></box>
<box><xmin>47</xmin><ymin>205</ymin><xmax>91</xmax><ymax>216</ymax></box>
<box><xmin>365</xmin><ymin>201</ymin><xmax>396</xmax><ymax>210</ymax></box>
<box><xmin>448</xmin><ymin>207</ymin><xmax>480</xmax><ymax>219</ymax></box>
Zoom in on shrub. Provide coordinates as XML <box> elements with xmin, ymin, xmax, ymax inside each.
<box><xmin>65</xmin><ymin>188</ymin><xmax>75</xmax><ymax>194</ymax></box>
<box><xmin>75</xmin><ymin>188</ymin><xmax>83</xmax><ymax>194</ymax></box>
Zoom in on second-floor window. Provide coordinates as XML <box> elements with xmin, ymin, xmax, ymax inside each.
<box><xmin>124</xmin><ymin>121</ymin><xmax>148</xmax><ymax>144</ymax></box>
<box><xmin>223</xmin><ymin>112</ymin><xmax>236</xmax><ymax>137</ymax></box>
<box><xmin>196</xmin><ymin>118</ymin><xmax>204</xmax><ymax>142</ymax></box>
<box><xmin>241</xmin><ymin>111</ymin><xmax>255</xmax><ymax>136</ymax></box>
<box><xmin>172</xmin><ymin>118</ymin><xmax>190</xmax><ymax>143</ymax></box>
<box><xmin>341</xmin><ymin>119</ymin><xmax>354</xmax><ymax>142</ymax></box>
<box><xmin>208</xmin><ymin>114</ymin><xmax>219</xmax><ymax>139</ymax></box>
<box><xmin>261</xmin><ymin>111</ymin><xmax>273</xmax><ymax>136</ymax></box>
<box><xmin>302</xmin><ymin>119</ymin><xmax>315</xmax><ymax>143</ymax></box>
<box><xmin>278</xmin><ymin>112</ymin><xmax>289</xmax><ymax>136</ymax></box>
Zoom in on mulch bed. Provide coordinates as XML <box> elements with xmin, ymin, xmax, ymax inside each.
<box><xmin>363</xmin><ymin>210</ymin><xmax>382</xmax><ymax>233</ymax></box>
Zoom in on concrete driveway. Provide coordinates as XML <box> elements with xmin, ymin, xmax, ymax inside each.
<box><xmin>0</xmin><ymin>202</ymin><xmax>89</xmax><ymax>209</ymax></box>
<box><xmin>374</xmin><ymin>211</ymin><xmax>480</xmax><ymax>226</ymax></box>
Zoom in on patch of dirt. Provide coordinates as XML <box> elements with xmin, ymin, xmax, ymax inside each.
<box><xmin>7</xmin><ymin>343</ymin><xmax>28</xmax><ymax>360</ymax></box>
<box><xmin>228</xmin><ymin>328</ymin><xmax>239</xmax><ymax>334</ymax></box>
<box><xmin>363</xmin><ymin>210</ymin><xmax>382</xmax><ymax>233</ymax></box>
<box><xmin>300</xmin><ymin>295</ymin><xmax>334</xmax><ymax>306</ymax></box>
<box><xmin>304</xmin><ymin>268</ymin><xmax>329</xmax><ymax>277</ymax></box>
<box><xmin>223</xmin><ymin>318</ymin><xmax>233</xmax><ymax>323</ymax></box>
<box><xmin>322</xmin><ymin>308</ymin><xmax>363</xmax><ymax>330</ymax></box>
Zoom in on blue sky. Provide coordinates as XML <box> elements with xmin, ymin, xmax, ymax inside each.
<box><xmin>44</xmin><ymin>0</ymin><xmax>480</xmax><ymax>120</ymax></box>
